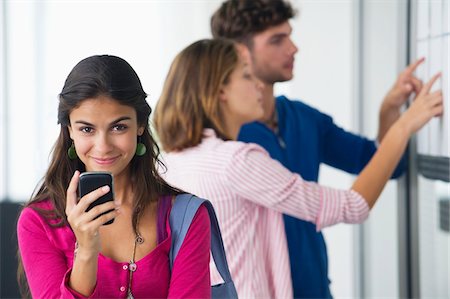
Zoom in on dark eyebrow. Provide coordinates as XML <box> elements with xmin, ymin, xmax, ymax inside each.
<box><xmin>110</xmin><ymin>117</ymin><xmax>132</xmax><ymax>124</ymax></box>
<box><xmin>74</xmin><ymin>116</ymin><xmax>132</xmax><ymax>126</ymax></box>
<box><xmin>270</xmin><ymin>33</ymin><xmax>288</xmax><ymax>41</ymax></box>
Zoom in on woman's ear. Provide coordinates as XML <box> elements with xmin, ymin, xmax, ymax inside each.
<box><xmin>218</xmin><ymin>86</ymin><xmax>228</xmax><ymax>102</ymax></box>
<box><xmin>138</xmin><ymin>127</ymin><xmax>145</xmax><ymax>136</ymax></box>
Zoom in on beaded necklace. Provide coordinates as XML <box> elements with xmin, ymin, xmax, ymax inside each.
<box><xmin>127</xmin><ymin>233</ymin><xmax>144</xmax><ymax>299</ymax></box>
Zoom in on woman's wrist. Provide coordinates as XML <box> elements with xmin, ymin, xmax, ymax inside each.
<box><xmin>74</xmin><ymin>242</ymin><xmax>98</xmax><ymax>262</ymax></box>
<box><xmin>394</xmin><ymin>114</ymin><xmax>414</xmax><ymax>137</ymax></box>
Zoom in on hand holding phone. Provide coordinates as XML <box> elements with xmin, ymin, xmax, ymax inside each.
<box><xmin>78</xmin><ymin>171</ymin><xmax>115</xmax><ymax>225</ymax></box>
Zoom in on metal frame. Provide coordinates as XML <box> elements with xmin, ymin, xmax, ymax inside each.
<box><xmin>352</xmin><ymin>0</ymin><xmax>364</xmax><ymax>297</ymax></box>
<box><xmin>397</xmin><ymin>1</ymin><xmax>418</xmax><ymax>298</ymax></box>
<box><xmin>398</xmin><ymin>1</ymin><xmax>424</xmax><ymax>298</ymax></box>
<box><xmin>399</xmin><ymin>140</ymin><xmax>421</xmax><ymax>299</ymax></box>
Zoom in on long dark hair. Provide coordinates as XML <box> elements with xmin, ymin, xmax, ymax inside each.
<box><xmin>17</xmin><ymin>55</ymin><xmax>180</xmax><ymax>297</ymax></box>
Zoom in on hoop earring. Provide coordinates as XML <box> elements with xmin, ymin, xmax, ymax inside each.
<box><xmin>68</xmin><ymin>142</ymin><xmax>77</xmax><ymax>160</ymax></box>
<box><xmin>135</xmin><ymin>137</ymin><xmax>147</xmax><ymax>156</ymax></box>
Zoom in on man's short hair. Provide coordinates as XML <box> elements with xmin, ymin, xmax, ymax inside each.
<box><xmin>211</xmin><ymin>0</ymin><xmax>296</xmax><ymax>45</ymax></box>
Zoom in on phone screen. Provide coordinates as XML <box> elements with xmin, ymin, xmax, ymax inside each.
<box><xmin>78</xmin><ymin>171</ymin><xmax>115</xmax><ymax>225</ymax></box>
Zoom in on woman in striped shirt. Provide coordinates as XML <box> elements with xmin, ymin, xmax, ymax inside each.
<box><xmin>153</xmin><ymin>38</ymin><xmax>443</xmax><ymax>298</ymax></box>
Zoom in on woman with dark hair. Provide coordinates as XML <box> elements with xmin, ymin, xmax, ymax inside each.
<box><xmin>17</xmin><ymin>55</ymin><xmax>211</xmax><ymax>298</ymax></box>
<box><xmin>154</xmin><ymin>38</ymin><xmax>443</xmax><ymax>298</ymax></box>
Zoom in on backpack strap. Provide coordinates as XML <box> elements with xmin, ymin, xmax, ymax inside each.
<box><xmin>169</xmin><ymin>193</ymin><xmax>234</xmax><ymax>285</ymax></box>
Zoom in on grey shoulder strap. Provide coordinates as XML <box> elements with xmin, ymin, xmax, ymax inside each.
<box><xmin>169</xmin><ymin>194</ymin><xmax>237</xmax><ymax>297</ymax></box>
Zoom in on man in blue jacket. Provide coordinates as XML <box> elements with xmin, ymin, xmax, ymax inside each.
<box><xmin>211</xmin><ymin>1</ymin><xmax>423</xmax><ymax>298</ymax></box>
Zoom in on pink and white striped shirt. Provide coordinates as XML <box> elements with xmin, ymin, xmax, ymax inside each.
<box><xmin>160</xmin><ymin>129</ymin><xmax>369</xmax><ymax>299</ymax></box>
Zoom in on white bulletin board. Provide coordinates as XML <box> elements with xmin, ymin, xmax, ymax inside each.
<box><xmin>415</xmin><ymin>0</ymin><xmax>450</xmax><ymax>158</ymax></box>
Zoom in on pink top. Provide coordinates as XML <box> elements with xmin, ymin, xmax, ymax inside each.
<box><xmin>161</xmin><ymin>129</ymin><xmax>370</xmax><ymax>299</ymax></box>
<box><xmin>17</xmin><ymin>197</ymin><xmax>211</xmax><ymax>299</ymax></box>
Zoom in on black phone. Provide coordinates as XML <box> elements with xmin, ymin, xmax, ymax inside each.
<box><xmin>78</xmin><ymin>171</ymin><xmax>115</xmax><ymax>225</ymax></box>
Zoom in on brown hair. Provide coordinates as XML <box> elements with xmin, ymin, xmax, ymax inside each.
<box><xmin>211</xmin><ymin>0</ymin><xmax>296</xmax><ymax>47</ymax></box>
<box><xmin>154</xmin><ymin>38</ymin><xmax>239</xmax><ymax>152</ymax></box>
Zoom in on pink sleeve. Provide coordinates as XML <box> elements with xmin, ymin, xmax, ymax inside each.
<box><xmin>227</xmin><ymin>144</ymin><xmax>370</xmax><ymax>230</ymax></box>
<box><xmin>62</xmin><ymin>269</ymin><xmax>100</xmax><ymax>298</ymax></box>
<box><xmin>17</xmin><ymin>207</ymin><xmax>101</xmax><ymax>299</ymax></box>
<box><xmin>17</xmin><ymin>207</ymin><xmax>75</xmax><ymax>299</ymax></box>
<box><xmin>168</xmin><ymin>204</ymin><xmax>211</xmax><ymax>299</ymax></box>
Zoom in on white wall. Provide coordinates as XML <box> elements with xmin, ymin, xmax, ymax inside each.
<box><xmin>360</xmin><ymin>1</ymin><xmax>405</xmax><ymax>298</ymax></box>
<box><xmin>0</xmin><ymin>1</ymin><xmax>6</xmax><ymax>200</ymax></box>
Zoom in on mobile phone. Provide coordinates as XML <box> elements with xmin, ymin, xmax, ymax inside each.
<box><xmin>78</xmin><ymin>171</ymin><xmax>115</xmax><ymax>225</ymax></box>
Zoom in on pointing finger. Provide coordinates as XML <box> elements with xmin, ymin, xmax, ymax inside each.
<box><xmin>420</xmin><ymin>72</ymin><xmax>441</xmax><ymax>96</ymax></box>
<box><xmin>405</xmin><ymin>57</ymin><xmax>425</xmax><ymax>75</ymax></box>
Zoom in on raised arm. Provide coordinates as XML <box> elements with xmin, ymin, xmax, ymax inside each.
<box><xmin>65</xmin><ymin>171</ymin><xmax>118</xmax><ymax>297</ymax></box>
<box><xmin>227</xmin><ymin>142</ymin><xmax>370</xmax><ymax>230</ymax></box>
<box><xmin>354</xmin><ymin>72</ymin><xmax>443</xmax><ymax>208</ymax></box>
<box><xmin>227</xmin><ymin>74</ymin><xmax>442</xmax><ymax>229</ymax></box>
